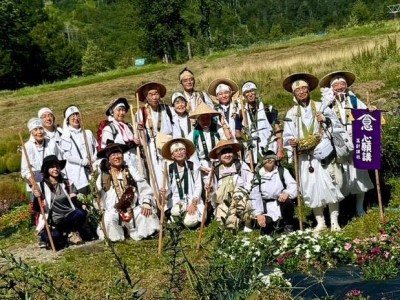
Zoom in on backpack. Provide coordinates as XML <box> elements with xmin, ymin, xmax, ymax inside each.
<box><xmin>96</xmin><ymin>121</ymin><xmax>133</xmax><ymax>151</ymax></box>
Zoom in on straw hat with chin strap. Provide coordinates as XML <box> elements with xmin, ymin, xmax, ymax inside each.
<box><xmin>189</xmin><ymin>102</ymin><xmax>220</xmax><ymax>119</ymax></box>
<box><xmin>161</xmin><ymin>138</ymin><xmax>196</xmax><ymax>161</ymax></box>
<box><xmin>209</xmin><ymin>139</ymin><xmax>242</xmax><ymax>160</ymax></box>
<box><xmin>207</xmin><ymin>78</ymin><xmax>239</xmax><ymax>97</ymax></box>
<box><xmin>282</xmin><ymin>73</ymin><xmax>319</xmax><ymax>93</ymax></box>
<box><xmin>319</xmin><ymin>71</ymin><xmax>356</xmax><ymax>88</ymax></box>
<box><xmin>135</xmin><ymin>82</ymin><xmax>167</xmax><ymax>102</ymax></box>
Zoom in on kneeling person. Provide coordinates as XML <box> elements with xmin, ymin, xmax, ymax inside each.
<box><xmin>34</xmin><ymin>155</ymin><xmax>88</xmax><ymax>249</ymax></box>
<box><xmin>161</xmin><ymin>138</ymin><xmax>204</xmax><ymax>227</ymax></box>
<box><xmin>209</xmin><ymin>140</ymin><xmax>254</xmax><ymax>230</ymax></box>
<box><xmin>96</xmin><ymin>141</ymin><xmax>159</xmax><ymax>241</ymax></box>
<box><xmin>252</xmin><ymin>151</ymin><xmax>297</xmax><ymax>234</ymax></box>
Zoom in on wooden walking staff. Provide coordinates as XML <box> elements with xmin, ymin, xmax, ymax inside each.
<box><xmin>78</xmin><ymin>109</ymin><xmax>109</xmax><ymax>237</ymax></box>
<box><xmin>130</xmin><ymin>105</ymin><xmax>144</xmax><ymax>176</ymax></box>
<box><xmin>366</xmin><ymin>92</ymin><xmax>385</xmax><ymax>223</ymax></box>
<box><xmin>19</xmin><ymin>133</ymin><xmax>56</xmax><ymax>252</ymax></box>
<box><xmin>157</xmin><ymin>161</ymin><xmax>168</xmax><ymax>255</ymax></box>
<box><xmin>136</xmin><ymin>93</ymin><xmax>160</xmax><ymax>201</ymax></box>
<box><xmin>239</xmin><ymin>96</ymin><xmax>255</xmax><ymax>172</ymax></box>
<box><xmin>293</xmin><ymin>147</ymin><xmax>303</xmax><ymax>231</ymax></box>
<box><xmin>196</xmin><ymin>164</ymin><xmax>215</xmax><ymax>251</ymax></box>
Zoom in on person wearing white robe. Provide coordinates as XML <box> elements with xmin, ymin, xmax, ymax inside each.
<box><xmin>187</xmin><ymin>103</ymin><xmax>227</xmax><ymax>182</ymax></box>
<box><xmin>171</xmin><ymin>92</ymin><xmax>192</xmax><ymax>138</ymax></box>
<box><xmin>38</xmin><ymin>107</ymin><xmax>63</xmax><ymax>151</ymax></box>
<box><xmin>96</xmin><ymin>142</ymin><xmax>159</xmax><ymax>241</ymax></box>
<box><xmin>160</xmin><ymin>138</ymin><xmax>204</xmax><ymax>228</ymax></box>
<box><xmin>282</xmin><ymin>73</ymin><xmax>344</xmax><ymax>232</ymax></box>
<box><xmin>179</xmin><ymin>67</ymin><xmax>214</xmax><ymax>112</ymax></box>
<box><xmin>60</xmin><ymin>106</ymin><xmax>97</xmax><ymax>195</ymax></box>
<box><xmin>251</xmin><ymin>151</ymin><xmax>297</xmax><ymax>234</ymax></box>
<box><xmin>208</xmin><ymin>78</ymin><xmax>241</xmax><ymax>141</ymax></box>
<box><xmin>136</xmin><ymin>82</ymin><xmax>173</xmax><ymax>190</ymax></box>
<box><xmin>319</xmin><ymin>71</ymin><xmax>374</xmax><ymax>216</ymax></box>
<box><xmin>101</xmin><ymin>97</ymin><xmax>140</xmax><ymax>169</ymax></box>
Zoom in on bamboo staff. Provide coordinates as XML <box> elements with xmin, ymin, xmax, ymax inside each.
<box><xmin>157</xmin><ymin>161</ymin><xmax>168</xmax><ymax>255</ymax></box>
<box><xmin>130</xmin><ymin>105</ymin><xmax>144</xmax><ymax>176</ymax></box>
<box><xmin>196</xmin><ymin>164</ymin><xmax>215</xmax><ymax>251</ymax></box>
<box><xmin>19</xmin><ymin>133</ymin><xmax>56</xmax><ymax>252</ymax></box>
<box><xmin>293</xmin><ymin>147</ymin><xmax>303</xmax><ymax>231</ymax></box>
<box><xmin>136</xmin><ymin>93</ymin><xmax>160</xmax><ymax>201</ymax></box>
<box><xmin>239</xmin><ymin>96</ymin><xmax>255</xmax><ymax>172</ymax></box>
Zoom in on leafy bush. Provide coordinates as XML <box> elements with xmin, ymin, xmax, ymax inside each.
<box><xmin>5</xmin><ymin>153</ymin><xmax>21</xmax><ymax>173</ymax></box>
<box><xmin>0</xmin><ymin>204</ymin><xmax>30</xmax><ymax>234</ymax></box>
<box><xmin>0</xmin><ymin>157</ymin><xmax>6</xmax><ymax>174</ymax></box>
<box><xmin>382</xmin><ymin>116</ymin><xmax>400</xmax><ymax>180</ymax></box>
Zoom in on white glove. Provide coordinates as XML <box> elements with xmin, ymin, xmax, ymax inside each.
<box><xmin>81</xmin><ymin>158</ymin><xmax>90</xmax><ymax>166</ymax></box>
<box><xmin>321</xmin><ymin>87</ymin><xmax>335</xmax><ymax>102</ymax></box>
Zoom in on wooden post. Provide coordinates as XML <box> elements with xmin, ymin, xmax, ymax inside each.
<box><xmin>157</xmin><ymin>161</ymin><xmax>168</xmax><ymax>255</ymax></box>
<box><xmin>130</xmin><ymin>106</ymin><xmax>144</xmax><ymax>176</ymax></box>
<box><xmin>187</xmin><ymin>42</ymin><xmax>192</xmax><ymax>60</ymax></box>
<box><xmin>293</xmin><ymin>147</ymin><xmax>303</xmax><ymax>231</ymax></box>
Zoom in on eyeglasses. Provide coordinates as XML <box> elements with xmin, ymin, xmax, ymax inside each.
<box><xmin>182</xmin><ymin>78</ymin><xmax>194</xmax><ymax>83</ymax></box>
<box><xmin>69</xmin><ymin>113</ymin><xmax>80</xmax><ymax>119</ymax></box>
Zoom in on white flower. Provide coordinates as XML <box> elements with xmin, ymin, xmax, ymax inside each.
<box><xmin>313</xmin><ymin>245</ymin><xmax>321</xmax><ymax>253</ymax></box>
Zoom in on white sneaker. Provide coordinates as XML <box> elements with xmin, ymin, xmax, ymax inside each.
<box><xmin>331</xmin><ymin>224</ymin><xmax>341</xmax><ymax>232</ymax></box>
<box><xmin>313</xmin><ymin>223</ymin><xmax>327</xmax><ymax>233</ymax></box>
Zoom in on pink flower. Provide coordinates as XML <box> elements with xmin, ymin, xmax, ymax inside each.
<box><xmin>370</xmin><ymin>236</ymin><xmax>377</xmax><ymax>243</ymax></box>
<box><xmin>276</xmin><ymin>257</ymin><xmax>285</xmax><ymax>264</ymax></box>
<box><xmin>384</xmin><ymin>251</ymin><xmax>390</xmax><ymax>259</ymax></box>
<box><xmin>371</xmin><ymin>247</ymin><xmax>381</xmax><ymax>255</ymax></box>
<box><xmin>346</xmin><ymin>289</ymin><xmax>362</xmax><ymax>296</ymax></box>
<box><xmin>344</xmin><ymin>243</ymin><xmax>352</xmax><ymax>251</ymax></box>
<box><xmin>353</xmin><ymin>239</ymin><xmax>361</xmax><ymax>244</ymax></box>
<box><xmin>355</xmin><ymin>248</ymin><xmax>361</xmax><ymax>254</ymax></box>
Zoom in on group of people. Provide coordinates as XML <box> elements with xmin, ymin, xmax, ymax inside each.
<box><xmin>20</xmin><ymin>67</ymin><xmax>374</xmax><ymax>250</ymax></box>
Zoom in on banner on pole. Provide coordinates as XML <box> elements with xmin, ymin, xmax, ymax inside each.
<box><xmin>352</xmin><ymin>109</ymin><xmax>381</xmax><ymax>170</ymax></box>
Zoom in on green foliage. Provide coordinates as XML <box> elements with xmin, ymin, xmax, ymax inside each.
<box><xmin>0</xmin><ymin>157</ymin><xmax>6</xmax><ymax>174</ymax></box>
<box><xmin>81</xmin><ymin>40</ymin><xmax>109</xmax><ymax>76</ymax></box>
<box><xmin>5</xmin><ymin>153</ymin><xmax>21</xmax><ymax>173</ymax></box>
<box><xmin>0</xmin><ymin>204</ymin><xmax>30</xmax><ymax>234</ymax></box>
<box><xmin>381</xmin><ymin>116</ymin><xmax>400</xmax><ymax>180</ymax></box>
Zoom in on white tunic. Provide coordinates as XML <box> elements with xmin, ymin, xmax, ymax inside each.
<box><xmin>101</xmin><ymin>119</ymin><xmax>139</xmax><ymax>169</ymax></box>
<box><xmin>60</xmin><ymin>127</ymin><xmax>97</xmax><ymax>190</ymax></box>
<box><xmin>137</xmin><ymin>105</ymin><xmax>173</xmax><ymax>188</ymax></box>
<box><xmin>327</xmin><ymin>91</ymin><xmax>374</xmax><ymax>195</ymax></box>
<box><xmin>283</xmin><ymin>100</ymin><xmax>344</xmax><ymax>208</ymax></box>
<box><xmin>183</xmin><ymin>90</ymin><xmax>214</xmax><ymax>112</ymax></box>
<box><xmin>252</xmin><ymin>167</ymin><xmax>297</xmax><ymax>221</ymax></box>
<box><xmin>243</xmin><ymin>101</ymin><xmax>276</xmax><ymax>164</ymax></box>
<box><xmin>96</xmin><ymin>166</ymin><xmax>159</xmax><ymax>241</ymax></box>
<box><xmin>165</xmin><ymin>161</ymin><xmax>204</xmax><ymax>223</ymax></box>
<box><xmin>172</xmin><ymin>114</ymin><xmax>192</xmax><ymax>138</ymax></box>
<box><xmin>21</xmin><ymin>137</ymin><xmax>61</xmax><ymax>192</ymax></box>
<box><xmin>215</xmin><ymin>102</ymin><xmax>240</xmax><ymax>139</ymax></box>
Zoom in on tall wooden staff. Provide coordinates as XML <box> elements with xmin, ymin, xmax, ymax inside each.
<box><xmin>293</xmin><ymin>147</ymin><xmax>303</xmax><ymax>231</ymax></box>
<box><xmin>79</xmin><ymin>110</ymin><xmax>109</xmax><ymax>237</ymax></box>
<box><xmin>136</xmin><ymin>93</ymin><xmax>160</xmax><ymax>201</ymax></box>
<box><xmin>157</xmin><ymin>161</ymin><xmax>168</xmax><ymax>255</ymax></box>
<box><xmin>366</xmin><ymin>92</ymin><xmax>385</xmax><ymax>223</ymax></box>
<box><xmin>196</xmin><ymin>164</ymin><xmax>215</xmax><ymax>251</ymax></box>
<box><xmin>19</xmin><ymin>133</ymin><xmax>56</xmax><ymax>252</ymax></box>
<box><xmin>239</xmin><ymin>96</ymin><xmax>255</xmax><ymax>172</ymax></box>
<box><xmin>130</xmin><ymin>106</ymin><xmax>144</xmax><ymax>176</ymax></box>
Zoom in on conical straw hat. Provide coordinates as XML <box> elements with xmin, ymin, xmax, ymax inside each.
<box><xmin>209</xmin><ymin>139</ymin><xmax>242</xmax><ymax>159</ymax></box>
<box><xmin>135</xmin><ymin>82</ymin><xmax>167</xmax><ymax>102</ymax></box>
<box><xmin>207</xmin><ymin>78</ymin><xmax>239</xmax><ymax>96</ymax></box>
<box><xmin>161</xmin><ymin>138</ymin><xmax>196</xmax><ymax>161</ymax></box>
<box><xmin>319</xmin><ymin>71</ymin><xmax>356</xmax><ymax>88</ymax></box>
<box><xmin>282</xmin><ymin>73</ymin><xmax>319</xmax><ymax>93</ymax></box>
<box><xmin>189</xmin><ymin>102</ymin><xmax>220</xmax><ymax>119</ymax></box>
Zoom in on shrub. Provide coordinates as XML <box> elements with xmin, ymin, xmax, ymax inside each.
<box><xmin>5</xmin><ymin>153</ymin><xmax>21</xmax><ymax>173</ymax></box>
<box><xmin>0</xmin><ymin>157</ymin><xmax>6</xmax><ymax>174</ymax></box>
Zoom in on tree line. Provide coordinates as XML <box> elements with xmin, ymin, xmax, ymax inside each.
<box><xmin>0</xmin><ymin>0</ymin><xmax>397</xmax><ymax>90</ymax></box>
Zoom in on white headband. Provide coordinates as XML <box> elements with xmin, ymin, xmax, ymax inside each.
<box><xmin>330</xmin><ymin>77</ymin><xmax>347</xmax><ymax>87</ymax></box>
<box><xmin>113</xmin><ymin>102</ymin><xmax>126</xmax><ymax>111</ymax></box>
<box><xmin>65</xmin><ymin>106</ymin><xmax>80</xmax><ymax>120</ymax></box>
<box><xmin>242</xmin><ymin>82</ymin><xmax>257</xmax><ymax>94</ymax></box>
<box><xmin>292</xmin><ymin>80</ymin><xmax>309</xmax><ymax>92</ymax></box>
<box><xmin>216</xmin><ymin>83</ymin><xmax>231</xmax><ymax>95</ymax></box>
<box><xmin>38</xmin><ymin>107</ymin><xmax>53</xmax><ymax>118</ymax></box>
<box><xmin>27</xmin><ymin>117</ymin><xmax>43</xmax><ymax>132</ymax></box>
<box><xmin>170</xmin><ymin>142</ymin><xmax>186</xmax><ymax>154</ymax></box>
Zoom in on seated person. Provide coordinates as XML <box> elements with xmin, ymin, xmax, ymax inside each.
<box><xmin>33</xmin><ymin>155</ymin><xmax>88</xmax><ymax>249</ymax></box>
<box><xmin>252</xmin><ymin>150</ymin><xmax>297</xmax><ymax>234</ymax></box>
<box><xmin>208</xmin><ymin>140</ymin><xmax>254</xmax><ymax>231</ymax></box>
<box><xmin>160</xmin><ymin>138</ymin><xmax>204</xmax><ymax>228</ymax></box>
<box><xmin>96</xmin><ymin>141</ymin><xmax>159</xmax><ymax>241</ymax></box>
